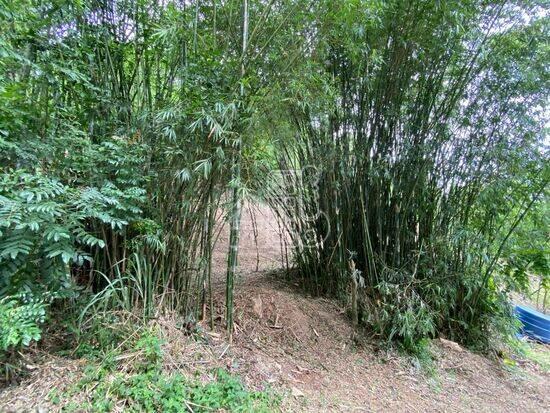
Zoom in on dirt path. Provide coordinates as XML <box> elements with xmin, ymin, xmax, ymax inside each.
<box><xmin>211</xmin><ymin>203</ymin><xmax>550</xmax><ymax>412</ymax></box>
<box><xmin>211</xmin><ymin>202</ymin><xmax>288</xmax><ymax>281</ymax></box>
<box><xmin>222</xmin><ymin>273</ymin><xmax>550</xmax><ymax>412</ymax></box>
<box><xmin>1</xmin><ymin>203</ymin><xmax>549</xmax><ymax>412</ymax></box>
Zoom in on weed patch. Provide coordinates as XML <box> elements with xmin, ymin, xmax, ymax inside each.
<box><xmin>54</xmin><ymin>329</ymin><xmax>279</xmax><ymax>412</ymax></box>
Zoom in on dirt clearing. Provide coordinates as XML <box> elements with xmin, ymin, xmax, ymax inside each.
<box><xmin>1</xmin><ymin>204</ymin><xmax>549</xmax><ymax>412</ymax></box>
<box><xmin>2</xmin><ymin>271</ymin><xmax>549</xmax><ymax>412</ymax></box>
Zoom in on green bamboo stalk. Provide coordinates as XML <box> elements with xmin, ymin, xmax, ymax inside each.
<box><xmin>226</xmin><ymin>0</ymin><xmax>249</xmax><ymax>341</ymax></box>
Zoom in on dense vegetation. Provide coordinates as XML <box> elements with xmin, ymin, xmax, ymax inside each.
<box><xmin>268</xmin><ymin>1</ymin><xmax>549</xmax><ymax>348</ymax></box>
<box><xmin>0</xmin><ymin>0</ymin><xmax>548</xmax><ymax>380</ymax></box>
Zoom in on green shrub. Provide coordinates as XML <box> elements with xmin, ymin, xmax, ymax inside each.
<box><xmin>60</xmin><ymin>328</ymin><xmax>278</xmax><ymax>412</ymax></box>
<box><xmin>0</xmin><ymin>136</ymin><xmax>147</xmax><ymax>351</ymax></box>
<box><xmin>66</xmin><ymin>368</ymin><xmax>278</xmax><ymax>413</ymax></box>
<box><xmin>135</xmin><ymin>329</ymin><xmax>163</xmax><ymax>372</ymax></box>
<box><xmin>0</xmin><ymin>296</ymin><xmax>46</xmax><ymax>351</ymax></box>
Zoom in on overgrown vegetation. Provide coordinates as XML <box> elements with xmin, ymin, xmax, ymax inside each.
<box><xmin>51</xmin><ymin>327</ymin><xmax>278</xmax><ymax>412</ymax></box>
<box><xmin>266</xmin><ymin>0</ymin><xmax>549</xmax><ymax>348</ymax></box>
<box><xmin>0</xmin><ymin>0</ymin><xmax>548</xmax><ymax>391</ymax></box>
<box><xmin>58</xmin><ymin>367</ymin><xmax>277</xmax><ymax>413</ymax></box>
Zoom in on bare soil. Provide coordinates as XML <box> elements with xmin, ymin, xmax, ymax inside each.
<box><xmin>1</xmin><ymin>204</ymin><xmax>549</xmax><ymax>412</ymax></box>
<box><xmin>222</xmin><ymin>274</ymin><xmax>550</xmax><ymax>412</ymax></box>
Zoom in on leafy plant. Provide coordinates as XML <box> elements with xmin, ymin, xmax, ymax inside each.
<box><xmin>0</xmin><ymin>296</ymin><xmax>45</xmax><ymax>351</ymax></box>
<box><xmin>63</xmin><ymin>368</ymin><xmax>277</xmax><ymax>413</ymax></box>
<box><xmin>135</xmin><ymin>328</ymin><xmax>163</xmax><ymax>372</ymax></box>
<box><xmin>59</xmin><ymin>329</ymin><xmax>278</xmax><ymax>412</ymax></box>
<box><xmin>0</xmin><ymin>0</ymin><xmax>547</xmax><ymax>357</ymax></box>
<box><xmin>0</xmin><ymin>161</ymin><xmax>146</xmax><ymax>349</ymax></box>
<box><xmin>268</xmin><ymin>0</ymin><xmax>548</xmax><ymax>349</ymax></box>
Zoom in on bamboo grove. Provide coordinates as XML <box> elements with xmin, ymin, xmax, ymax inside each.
<box><xmin>0</xmin><ymin>0</ymin><xmax>548</xmax><ymax>352</ymax></box>
<box><xmin>268</xmin><ymin>1</ymin><xmax>549</xmax><ymax>347</ymax></box>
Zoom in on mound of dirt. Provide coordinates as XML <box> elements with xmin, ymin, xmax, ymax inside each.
<box><xmin>207</xmin><ymin>203</ymin><xmax>550</xmax><ymax>412</ymax></box>
<box><xmin>214</xmin><ymin>274</ymin><xmax>550</xmax><ymax>412</ymax></box>
<box><xmin>2</xmin><ymin>203</ymin><xmax>549</xmax><ymax>412</ymax></box>
<box><xmin>1</xmin><ymin>273</ymin><xmax>549</xmax><ymax>412</ymax></box>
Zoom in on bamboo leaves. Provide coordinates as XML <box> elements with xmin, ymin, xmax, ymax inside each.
<box><xmin>271</xmin><ymin>0</ymin><xmax>549</xmax><ymax>347</ymax></box>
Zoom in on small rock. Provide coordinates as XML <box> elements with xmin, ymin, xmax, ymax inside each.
<box><xmin>291</xmin><ymin>387</ymin><xmax>305</xmax><ymax>397</ymax></box>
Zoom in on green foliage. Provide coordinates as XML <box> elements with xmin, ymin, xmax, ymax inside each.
<box><xmin>62</xmin><ymin>367</ymin><xmax>277</xmax><ymax>413</ymax></box>
<box><xmin>72</xmin><ymin>312</ymin><xmax>131</xmax><ymax>360</ymax></box>
<box><xmin>369</xmin><ymin>279</ymin><xmax>436</xmax><ymax>348</ymax></box>
<box><xmin>522</xmin><ymin>345</ymin><xmax>550</xmax><ymax>374</ymax></box>
<box><xmin>59</xmin><ymin>329</ymin><xmax>278</xmax><ymax>413</ymax></box>
<box><xmin>268</xmin><ymin>0</ymin><xmax>548</xmax><ymax>349</ymax></box>
<box><xmin>0</xmin><ymin>156</ymin><xmax>145</xmax><ymax>350</ymax></box>
<box><xmin>0</xmin><ymin>0</ymin><xmax>315</xmax><ymax>341</ymax></box>
<box><xmin>0</xmin><ymin>296</ymin><xmax>45</xmax><ymax>351</ymax></box>
<box><xmin>0</xmin><ymin>0</ymin><xmax>547</xmax><ymax>355</ymax></box>
<box><xmin>135</xmin><ymin>329</ymin><xmax>163</xmax><ymax>372</ymax></box>
<box><xmin>405</xmin><ymin>339</ymin><xmax>438</xmax><ymax>379</ymax></box>
<box><xmin>495</xmin><ymin>195</ymin><xmax>549</xmax><ymax>311</ymax></box>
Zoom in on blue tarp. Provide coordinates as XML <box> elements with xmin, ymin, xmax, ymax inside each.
<box><xmin>515</xmin><ymin>305</ymin><xmax>550</xmax><ymax>344</ymax></box>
